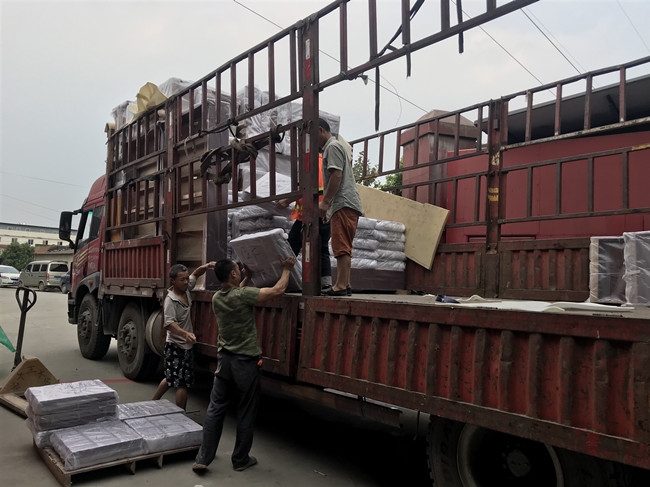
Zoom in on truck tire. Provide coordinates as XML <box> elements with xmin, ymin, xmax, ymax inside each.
<box><xmin>77</xmin><ymin>294</ymin><xmax>111</xmax><ymax>359</ymax></box>
<box><xmin>117</xmin><ymin>303</ymin><xmax>159</xmax><ymax>381</ymax></box>
<box><xmin>144</xmin><ymin>309</ymin><xmax>165</xmax><ymax>357</ymax></box>
<box><xmin>427</xmin><ymin>417</ymin><xmax>627</xmax><ymax>487</ymax></box>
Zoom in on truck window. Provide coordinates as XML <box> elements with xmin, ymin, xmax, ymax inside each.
<box><xmin>77</xmin><ymin>206</ymin><xmax>104</xmax><ymax>249</ymax></box>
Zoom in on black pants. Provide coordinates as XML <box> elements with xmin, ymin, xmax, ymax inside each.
<box><xmin>195</xmin><ymin>351</ymin><xmax>260</xmax><ymax>468</ymax></box>
<box><xmin>288</xmin><ymin>218</ymin><xmax>331</xmax><ymax>279</ymax></box>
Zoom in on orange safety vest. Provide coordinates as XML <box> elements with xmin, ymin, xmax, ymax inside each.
<box><xmin>291</xmin><ymin>154</ymin><xmax>324</xmax><ymax>221</ymax></box>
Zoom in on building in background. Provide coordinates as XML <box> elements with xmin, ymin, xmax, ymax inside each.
<box><xmin>0</xmin><ymin>222</ymin><xmax>73</xmax><ymax>265</ymax></box>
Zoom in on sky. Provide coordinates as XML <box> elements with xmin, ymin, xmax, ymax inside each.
<box><xmin>1</xmin><ymin>0</ymin><xmax>649</xmax><ymax>228</ymax></box>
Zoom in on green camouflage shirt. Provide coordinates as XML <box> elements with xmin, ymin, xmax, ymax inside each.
<box><xmin>212</xmin><ymin>286</ymin><xmax>261</xmax><ymax>357</ymax></box>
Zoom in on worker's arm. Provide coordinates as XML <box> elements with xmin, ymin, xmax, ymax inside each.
<box><xmin>191</xmin><ymin>261</ymin><xmax>216</xmax><ymax>278</ymax></box>
<box><xmin>256</xmin><ymin>256</ymin><xmax>296</xmax><ymax>304</ymax></box>
<box><xmin>165</xmin><ymin>321</ymin><xmax>196</xmax><ymax>344</ymax></box>
<box><xmin>277</xmin><ymin>195</ymin><xmax>300</xmax><ymax>209</ymax></box>
<box><xmin>318</xmin><ymin>168</ymin><xmax>342</xmax><ymax>218</ymax></box>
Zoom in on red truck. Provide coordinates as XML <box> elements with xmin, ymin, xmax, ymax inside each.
<box><xmin>59</xmin><ymin>1</ymin><xmax>650</xmax><ymax>485</ymax></box>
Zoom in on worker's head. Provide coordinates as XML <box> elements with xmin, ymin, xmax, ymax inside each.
<box><xmin>318</xmin><ymin>118</ymin><xmax>331</xmax><ymax>149</ymax></box>
<box><xmin>169</xmin><ymin>264</ymin><xmax>190</xmax><ymax>293</ymax></box>
<box><xmin>214</xmin><ymin>259</ymin><xmax>241</xmax><ymax>283</ymax></box>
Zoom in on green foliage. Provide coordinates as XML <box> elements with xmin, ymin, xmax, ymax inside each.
<box><xmin>379</xmin><ymin>159</ymin><xmax>403</xmax><ymax>196</ymax></box>
<box><xmin>0</xmin><ymin>242</ymin><xmax>34</xmax><ymax>271</ymax></box>
<box><xmin>352</xmin><ymin>151</ymin><xmax>381</xmax><ymax>188</ymax></box>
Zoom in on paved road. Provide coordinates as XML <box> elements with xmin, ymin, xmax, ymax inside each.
<box><xmin>0</xmin><ymin>287</ymin><xmax>433</xmax><ymax>487</ymax></box>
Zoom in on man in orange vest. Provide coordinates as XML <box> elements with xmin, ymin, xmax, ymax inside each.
<box><xmin>277</xmin><ymin>154</ymin><xmax>332</xmax><ymax>291</ymax></box>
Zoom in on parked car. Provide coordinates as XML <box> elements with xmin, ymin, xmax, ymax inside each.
<box><xmin>0</xmin><ymin>265</ymin><xmax>20</xmax><ymax>287</ymax></box>
<box><xmin>60</xmin><ymin>272</ymin><xmax>70</xmax><ymax>294</ymax></box>
<box><xmin>18</xmin><ymin>260</ymin><xmax>69</xmax><ymax>291</ymax></box>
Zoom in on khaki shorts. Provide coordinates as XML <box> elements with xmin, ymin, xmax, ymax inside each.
<box><xmin>330</xmin><ymin>207</ymin><xmax>360</xmax><ymax>257</ymax></box>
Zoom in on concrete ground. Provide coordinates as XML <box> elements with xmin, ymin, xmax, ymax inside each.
<box><xmin>0</xmin><ymin>287</ymin><xmax>432</xmax><ymax>487</ymax></box>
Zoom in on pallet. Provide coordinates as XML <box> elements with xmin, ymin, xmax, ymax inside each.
<box><xmin>34</xmin><ymin>442</ymin><xmax>199</xmax><ymax>487</ymax></box>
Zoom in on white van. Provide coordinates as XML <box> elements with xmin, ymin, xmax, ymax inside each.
<box><xmin>19</xmin><ymin>261</ymin><xmax>69</xmax><ymax>291</ymax></box>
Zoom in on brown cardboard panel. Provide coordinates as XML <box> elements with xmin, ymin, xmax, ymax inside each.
<box><xmin>357</xmin><ymin>184</ymin><xmax>449</xmax><ymax>270</ymax></box>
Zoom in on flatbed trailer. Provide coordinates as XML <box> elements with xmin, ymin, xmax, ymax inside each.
<box><xmin>58</xmin><ymin>1</ymin><xmax>650</xmax><ymax>485</ymax></box>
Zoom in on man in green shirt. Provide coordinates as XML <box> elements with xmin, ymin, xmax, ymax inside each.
<box><xmin>193</xmin><ymin>256</ymin><xmax>296</xmax><ymax>474</ymax></box>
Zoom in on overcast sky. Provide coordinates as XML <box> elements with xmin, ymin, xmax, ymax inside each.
<box><xmin>1</xmin><ymin>0</ymin><xmax>649</xmax><ymax>228</ymax></box>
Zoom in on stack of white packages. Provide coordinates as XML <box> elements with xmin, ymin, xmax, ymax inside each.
<box><xmin>119</xmin><ymin>399</ymin><xmax>202</xmax><ymax>454</ymax></box>
<box><xmin>25</xmin><ymin>379</ymin><xmax>119</xmax><ymax>449</ymax></box>
<box><xmin>330</xmin><ymin>217</ymin><xmax>407</xmax><ymax>271</ymax></box>
<box><xmin>123</xmin><ymin>414</ymin><xmax>203</xmax><ymax>454</ymax></box>
<box><xmin>50</xmin><ymin>421</ymin><xmax>146</xmax><ymax>470</ymax></box>
<box><xmin>117</xmin><ymin>399</ymin><xmax>183</xmax><ymax>420</ymax></box>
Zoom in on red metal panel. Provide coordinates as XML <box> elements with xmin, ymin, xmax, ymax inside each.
<box><xmin>102</xmin><ymin>236</ymin><xmax>165</xmax><ymax>291</ymax></box>
<box><xmin>298</xmin><ymin>296</ymin><xmax>650</xmax><ymax>469</ymax></box>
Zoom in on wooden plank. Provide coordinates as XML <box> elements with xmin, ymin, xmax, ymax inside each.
<box><xmin>356</xmin><ymin>184</ymin><xmax>449</xmax><ymax>269</ymax></box>
<box><xmin>34</xmin><ymin>443</ymin><xmax>200</xmax><ymax>487</ymax></box>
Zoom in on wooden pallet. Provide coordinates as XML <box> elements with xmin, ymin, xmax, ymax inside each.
<box><xmin>34</xmin><ymin>442</ymin><xmax>199</xmax><ymax>487</ymax></box>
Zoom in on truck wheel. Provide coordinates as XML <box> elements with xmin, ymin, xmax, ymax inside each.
<box><xmin>427</xmin><ymin>417</ymin><xmax>621</xmax><ymax>487</ymax></box>
<box><xmin>144</xmin><ymin>309</ymin><xmax>165</xmax><ymax>357</ymax></box>
<box><xmin>117</xmin><ymin>303</ymin><xmax>159</xmax><ymax>381</ymax></box>
<box><xmin>77</xmin><ymin>294</ymin><xmax>111</xmax><ymax>359</ymax></box>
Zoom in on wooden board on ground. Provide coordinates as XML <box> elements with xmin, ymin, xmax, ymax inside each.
<box><xmin>357</xmin><ymin>184</ymin><xmax>449</xmax><ymax>270</ymax></box>
<box><xmin>34</xmin><ymin>442</ymin><xmax>200</xmax><ymax>487</ymax></box>
<box><xmin>0</xmin><ymin>357</ymin><xmax>59</xmax><ymax>417</ymax></box>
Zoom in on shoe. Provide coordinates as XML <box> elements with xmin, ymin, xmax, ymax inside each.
<box><xmin>321</xmin><ymin>285</ymin><xmax>332</xmax><ymax>292</ymax></box>
<box><xmin>346</xmin><ymin>287</ymin><xmax>352</xmax><ymax>296</ymax></box>
<box><xmin>323</xmin><ymin>287</ymin><xmax>347</xmax><ymax>296</ymax></box>
<box><xmin>192</xmin><ymin>463</ymin><xmax>208</xmax><ymax>473</ymax></box>
<box><xmin>234</xmin><ymin>456</ymin><xmax>257</xmax><ymax>471</ymax></box>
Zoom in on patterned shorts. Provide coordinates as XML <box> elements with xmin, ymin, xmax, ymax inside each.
<box><xmin>163</xmin><ymin>342</ymin><xmax>194</xmax><ymax>388</ymax></box>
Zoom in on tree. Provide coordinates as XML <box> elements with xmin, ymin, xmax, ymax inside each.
<box><xmin>379</xmin><ymin>159</ymin><xmax>403</xmax><ymax>196</ymax></box>
<box><xmin>0</xmin><ymin>242</ymin><xmax>34</xmax><ymax>270</ymax></box>
<box><xmin>352</xmin><ymin>151</ymin><xmax>381</xmax><ymax>188</ymax></box>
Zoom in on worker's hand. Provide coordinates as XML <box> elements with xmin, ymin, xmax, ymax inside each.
<box><xmin>185</xmin><ymin>331</ymin><xmax>197</xmax><ymax>344</ymax></box>
<box><xmin>277</xmin><ymin>198</ymin><xmax>290</xmax><ymax>209</ymax></box>
<box><xmin>280</xmin><ymin>256</ymin><xmax>296</xmax><ymax>270</ymax></box>
<box><xmin>205</xmin><ymin>261</ymin><xmax>216</xmax><ymax>270</ymax></box>
<box><xmin>318</xmin><ymin>200</ymin><xmax>330</xmax><ymax>220</ymax></box>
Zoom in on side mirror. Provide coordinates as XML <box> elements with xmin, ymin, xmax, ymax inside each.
<box><xmin>59</xmin><ymin>212</ymin><xmax>74</xmax><ymax>248</ymax></box>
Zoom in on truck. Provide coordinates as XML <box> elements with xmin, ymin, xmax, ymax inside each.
<box><xmin>59</xmin><ymin>1</ymin><xmax>650</xmax><ymax>485</ymax></box>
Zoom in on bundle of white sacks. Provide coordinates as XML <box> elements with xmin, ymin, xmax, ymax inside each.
<box><xmin>329</xmin><ymin>217</ymin><xmax>407</xmax><ymax>271</ymax></box>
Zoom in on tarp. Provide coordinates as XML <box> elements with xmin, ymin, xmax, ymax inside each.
<box><xmin>0</xmin><ymin>325</ymin><xmax>15</xmax><ymax>352</ymax></box>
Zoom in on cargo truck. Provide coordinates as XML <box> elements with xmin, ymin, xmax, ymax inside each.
<box><xmin>59</xmin><ymin>1</ymin><xmax>650</xmax><ymax>485</ymax></box>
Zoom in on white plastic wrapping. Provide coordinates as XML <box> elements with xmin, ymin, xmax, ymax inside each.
<box><xmin>124</xmin><ymin>413</ymin><xmax>202</xmax><ymax>454</ymax></box>
<box><xmin>588</xmin><ymin>236</ymin><xmax>626</xmax><ymax>304</ymax></box>
<box><xmin>229</xmin><ymin>228</ymin><xmax>302</xmax><ymax>291</ymax></box>
<box><xmin>25</xmin><ymin>380</ymin><xmax>118</xmax><ymax>416</ymax></box>
<box><xmin>117</xmin><ymin>400</ymin><xmax>183</xmax><ymax>420</ymax></box>
<box><xmin>50</xmin><ymin>420</ymin><xmax>146</xmax><ymax>471</ymax></box>
<box><xmin>623</xmin><ymin>230</ymin><xmax>650</xmax><ymax>306</ymax></box>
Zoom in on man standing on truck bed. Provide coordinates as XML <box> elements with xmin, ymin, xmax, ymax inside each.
<box><xmin>193</xmin><ymin>256</ymin><xmax>296</xmax><ymax>474</ymax></box>
<box><xmin>318</xmin><ymin>118</ymin><xmax>363</xmax><ymax>296</ymax></box>
<box><xmin>152</xmin><ymin>261</ymin><xmax>215</xmax><ymax>410</ymax></box>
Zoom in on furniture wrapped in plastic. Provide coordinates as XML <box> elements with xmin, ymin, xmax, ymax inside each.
<box><xmin>25</xmin><ymin>380</ymin><xmax>119</xmax><ymax>447</ymax></box>
<box><xmin>25</xmin><ymin>379</ymin><xmax>118</xmax><ymax>416</ymax></box>
<box><xmin>50</xmin><ymin>420</ymin><xmax>146</xmax><ymax>470</ymax></box>
<box><xmin>229</xmin><ymin>228</ymin><xmax>302</xmax><ymax>292</ymax></box>
<box><xmin>117</xmin><ymin>399</ymin><xmax>183</xmax><ymax>420</ymax></box>
<box><xmin>123</xmin><ymin>413</ymin><xmax>203</xmax><ymax>454</ymax></box>
<box><xmin>623</xmin><ymin>230</ymin><xmax>650</xmax><ymax>305</ymax></box>
<box><xmin>588</xmin><ymin>236</ymin><xmax>626</xmax><ymax>304</ymax></box>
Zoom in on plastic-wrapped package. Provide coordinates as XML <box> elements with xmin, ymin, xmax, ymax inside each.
<box><xmin>375</xmin><ymin>220</ymin><xmax>406</xmax><ymax>233</ymax></box>
<box><xmin>623</xmin><ymin>230</ymin><xmax>650</xmax><ymax>305</ymax></box>
<box><xmin>26</xmin><ymin>404</ymin><xmax>117</xmax><ymax>430</ymax></box>
<box><xmin>376</xmin><ymin>249</ymin><xmax>406</xmax><ymax>261</ymax></box>
<box><xmin>589</xmin><ymin>236</ymin><xmax>625</xmax><ymax>304</ymax></box>
<box><xmin>50</xmin><ymin>421</ymin><xmax>146</xmax><ymax>470</ymax></box>
<box><xmin>357</xmin><ymin>217</ymin><xmax>378</xmax><ymax>230</ymax></box>
<box><xmin>117</xmin><ymin>400</ymin><xmax>183</xmax><ymax>420</ymax></box>
<box><xmin>25</xmin><ymin>380</ymin><xmax>118</xmax><ymax>416</ymax></box>
<box><xmin>375</xmin><ymin>260</ymin><xmax>406</xmax><ymax>271</ymax></box>
<box><xmin>372</xmin><ymin>229</ymin><xmax>406</xmax><ymax>242</ymax></box>
<box><xmin>230</xmin><ymin>228</ymin><xmax>302</xmax><ymax>291</ymax></box>
<box><xmin>124</xmin><ymin>413</ymin><xmax>202</xmax><ymax>454</ymax></box>
<box><xmin>377</xmin><ymin>240</ymin><xmax>405</xmax><ymax>252</ymax></box>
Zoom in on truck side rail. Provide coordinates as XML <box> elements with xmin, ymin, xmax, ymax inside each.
<box><xmin>299</xmin><ymin>296</ymin><xmax>650</xmax><ymax>470</ymax></box>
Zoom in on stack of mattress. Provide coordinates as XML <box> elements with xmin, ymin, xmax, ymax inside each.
<box><xmin>25</xmin><ymin>382</ymin><xmax>204</xmax><ymax>471</ymax></box>
<box><xmin>623</xmin><ymin>230</ymin><xmax>650</xmax><ymax>305</ymax></box>
<box><xmin>25</xmin><ymin>380</ymin><xmax>119</xmax><ymax>449</ymax></box>
<box><xmin>330</xmin><ymin>217</ymin><xmax>407</xmax><ymax>272</ymax></box>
